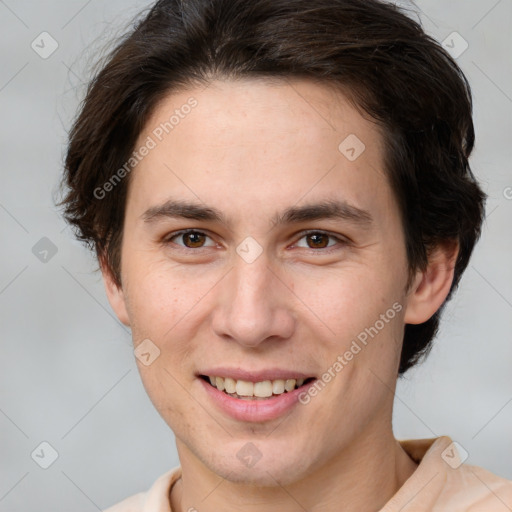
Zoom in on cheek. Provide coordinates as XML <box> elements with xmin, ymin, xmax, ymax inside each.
<box><xmin>124</xmin><ymin>274</ymin><xmax>180</xmax><ymax>340</ymax></box>
<box><xmin>290</xmin><ymin>262</ymin><xmax>403</xmax><ymax>341</ymax></box>
<box><xmin>122</xmin><ymin>254</ymin><xmax>221</xmax><ymax>344</ymax></box>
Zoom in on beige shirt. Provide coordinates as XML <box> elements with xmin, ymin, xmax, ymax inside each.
<box><xmin>104</xmin><ymin>436</ymin><xmax>512</xmax><ymax>511</ymax></box>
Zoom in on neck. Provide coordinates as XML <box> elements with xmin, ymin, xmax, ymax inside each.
<box><xmin>170</xmin><ymin>424</ymin><xmax>418</xmax><ymax>512</ymax></box>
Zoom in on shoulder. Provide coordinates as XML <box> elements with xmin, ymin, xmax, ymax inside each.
<box><xmin>441</xmin><ymin>462</ymin><xmax>512</xmax><ymax>509</ymax></box>
<box><xmin>103</xmin><ymin>467</ymin><xmax>181</xmax><ymax>512</ymax></box>
<box><xmin>382</xmin><ymin>436</ymin><xmax>512</xmax><ymax>511</ymax></box>
<box><xmin>431</xmin><ymin>437</ymin><xmax>512</xmax><ymax>504</ymax></box>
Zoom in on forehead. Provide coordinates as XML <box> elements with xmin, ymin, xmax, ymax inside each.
<box><xmin>142</xmin><ymin>77</ymin><xmax>381</xmax><ymax>147</ymax></box>
<box><xmin>127</xmin><ymin>78</ymin><xmax>392</xmax><ymax>225</ymax></box>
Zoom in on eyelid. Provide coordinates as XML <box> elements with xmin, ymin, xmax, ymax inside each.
<box><xmin>291</xmin><ymin>229</ymin><xmax>350</xmax><ymax>251</ymax></box>
<box><xmin>163</xmin><ymin>228</ymin><xmax>349</xmax><ymax>252</ymax></box>
<box><xmin>164</xmin><ymin>229</ymin><xmax>217</xmax><ymax>248</ymax></box>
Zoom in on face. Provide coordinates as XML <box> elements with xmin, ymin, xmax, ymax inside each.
<box><xmin>104</xmin><ymin>78</ymin><xmax>424</xmax><ymax>486</ymax></box>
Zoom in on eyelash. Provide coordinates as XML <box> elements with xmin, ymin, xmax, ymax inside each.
<box><xmin>163</xmin><ymin>229</ymin><xmax>349</xmax><ymax>253</ymax></box>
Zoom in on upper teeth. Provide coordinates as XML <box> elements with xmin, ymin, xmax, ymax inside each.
<box><xmin>208</xmin><ymin>376</ymin><xmax>305</xmax><ymax>397</ymax></box>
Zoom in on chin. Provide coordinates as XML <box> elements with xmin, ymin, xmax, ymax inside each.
<box><xmin>221</xmin><ymin>464</ymin><xmax>303</xmax><ymax>487</ymax></box>
<box><xmin>206</xmin><ymin>447</ymin><xmax>311</xmax><ymax>487</ymax></box>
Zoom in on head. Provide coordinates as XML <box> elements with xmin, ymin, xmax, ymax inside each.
<box><xmin>59</xmin><ymin>0</ymin><xmax>485</xmax><ymax>486</ymax></box>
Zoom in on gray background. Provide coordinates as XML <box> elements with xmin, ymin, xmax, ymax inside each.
<box><xmin>1</xmin><ymin>1</ymin><xmax>511</xmax><ymax>510</ymax></box>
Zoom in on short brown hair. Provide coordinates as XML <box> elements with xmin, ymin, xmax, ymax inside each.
<box><xmin>59</xmin><ymin>0</ymin><xmax>486</xmax><ymax>375</ymax></box>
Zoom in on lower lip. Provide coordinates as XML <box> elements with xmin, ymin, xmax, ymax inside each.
<box><xmin>199</xmin><ymin>378</ymin><xmax>316</xmax><ymax>422</ymax></box>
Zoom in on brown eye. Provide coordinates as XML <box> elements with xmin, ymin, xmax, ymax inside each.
<box><xmin>305</xmin><ymin>233</ymin><xmax>330</xmax><ymax>249</ymax></box>
<box><xmin>167</xmin><ymin>230</ymin><xmax>216</xmax><ymax>249</ymax></box>
<box><xmin>182</xmin><ymin>232</ymin><xmax>206</xmax><ymax>248</ymax></box>
<box><xmin>295</xmin><ymin>231</ymin><xmax>341</xmax><ymax>250</ymax></box>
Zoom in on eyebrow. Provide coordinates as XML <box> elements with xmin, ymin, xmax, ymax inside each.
<box><xmin>141</xmin><ymin>198</ymin><xmax>373</xmax><ymax>229</ymax></box>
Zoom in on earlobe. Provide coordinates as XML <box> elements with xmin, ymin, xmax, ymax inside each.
<box><xmin>404</xmin><ymin>241</ymin><xmax>459</xmax><ymax>325</ymax></box>
<box><xmin>100</xmin><ymin>257</ymin><xmax>131</xmax><ymax>327</ymax></box>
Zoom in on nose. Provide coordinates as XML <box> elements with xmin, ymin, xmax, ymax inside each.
<box><xmin>211</xmin><ymin>254</ymin><xmax>296</xmax><ymax>348</ymax></box>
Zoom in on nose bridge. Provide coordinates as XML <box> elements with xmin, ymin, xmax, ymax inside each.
<box><xmin>233</xmin><ymin>255</ymin><xmax>272</xmax><ymax>309</ymax></box>
<box><xmin>212</xmin><ymin>252</ymin><xmax>295</xmax><ymax>346</ymax></box>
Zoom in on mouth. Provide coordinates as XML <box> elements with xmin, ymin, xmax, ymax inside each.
<box><xmin>199</xmin><ymin>375</ymin><xmax>317</xmax><ymax>400</ymax></box>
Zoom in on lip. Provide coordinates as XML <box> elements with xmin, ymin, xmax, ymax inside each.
<box><xmin>198</xmin><ymin>374</ymin><xmax>317</xmax><ymax>422</ymax></box>
<box><xmin>197</xmin><ymin>367</ymin><xmax>314</xmax><ymax>382</ymax></box>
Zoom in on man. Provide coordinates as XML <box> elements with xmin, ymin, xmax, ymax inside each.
<box><xmin>59</xmin><ymin>0</ymin><xmax>512</xmax><ymax>510</ymax></box>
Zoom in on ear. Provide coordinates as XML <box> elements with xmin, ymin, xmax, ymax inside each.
<box><xmin>404</xmin><ymin>241</ymin><xmax>459</xmax><ymax>324</ymax></box>
<box><xmin>99</xmin><ymin>255</ymin><xmax>131</xmax><ymax>327</ymax></box>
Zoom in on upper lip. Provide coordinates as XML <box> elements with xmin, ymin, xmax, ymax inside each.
<box><xmin>197</xmin><ymin>367</ymin><xmax>315</xmax><ymax>382</ymax></box>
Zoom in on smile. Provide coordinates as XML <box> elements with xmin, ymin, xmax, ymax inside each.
<box><xmin>200</xmin><ymin>375</ymin><xmax>315</xmax><ymax>400</ymax></box>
